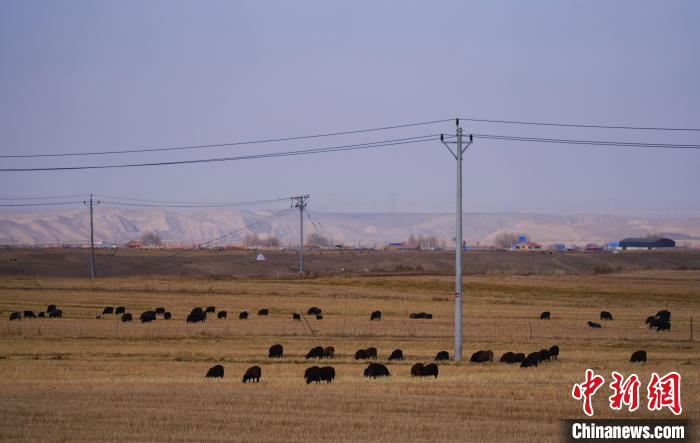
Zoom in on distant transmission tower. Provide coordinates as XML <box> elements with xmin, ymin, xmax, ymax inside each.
<box><xmin>291</xmin><ymin>195</ymin><xmax>310</xmax><ymax>275</ymax></box>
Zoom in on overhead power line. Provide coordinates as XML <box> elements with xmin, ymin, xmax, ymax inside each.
<box><xmin>0</xmin><ymin>119</ymin><xmax>453</xmax><ymax>159</ymax></box>
<box><xmin>95</xmin><ymin>195</ymin><xmax>290</xmax><ymax>207</ymax></box>
<box><xmin>0</xmin><ymin>134</ymin><xmax>439</xmax><ymax>172</ymax></box>
<box><xmin>470</xmin><ymin>134</ymin><xmax>700</xmax><ymax>149</ymax></box>
<box><xmin>459</xmin><ymin>117</ymin><xmax>700</xmax><ymax>132</ymax></box>
<box><xmin>0</xmin><ymin>201</ymin><xmax>84</xmax><ymax>207</ymax></box>
<box><xmin>0</xmin><ymin>194</ymin><xmax>87</xmax><ymax>200</ymax></box>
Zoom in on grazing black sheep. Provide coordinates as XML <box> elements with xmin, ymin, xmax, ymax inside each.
<box><xmin>304</xmin><ymin>366</ymin><xmax>321</xmax><ymax>384</ymax></box>
<box><xmin>421</xmin><ymin>363</ymin><xmax>439</xmax><ymax>378</ymax></box>
<box><xmin>48</xmin><ymin>309</ymin><xmax>63</xmax><ymax>319</ymax></box>
<box><xmin>323</xmin><ymin>346</ymin><xmax>335</xmax><ymax>359</ymax></box>
<box><xmin>307</xmin><ymin>307</ymin><xmax>322</xmax><ymax>316</ymax></box>
<box><xmin>205</xmin><ymin>306</ymin><xmax>216</xmax><ymax>314</ymax></box>
<box><xmin>155</xmin><ymin>307</ymin><xmax>166</xmax><ymax>316</ymax></box>
<box><xmin>258</xmin><ymin>308</ymin><xmax>269</xmax><ymax>316</ymax></box>
<box><xmin>411</xmin><ymin>363</ymin><xmax>424</xmax><ymax>377</ymax></box>
<box><xmin>537</xmin><ymin>349</ymin><xmax>551</xmax><ymax>363</ymax></box>
<box><xmin>163</xmin><ymin>312</ymin><xmax>172</xmax><ymax>320</ymax></box>
<box><xmin>186</xmin><ymin>311</ymin><xmax>206</xmax><ymax>323</ymax></box>
<box><xmin>470</xmin><ymin>350</ymin><xmax>493</xmax><ymax>363</ymax></box>
<box><xmin>365</xmin><ymin>347</ymin><xmax>378</xmax><ymax>359</ymax></box>
<box><xmin>217</xmin><ymin>311</ymin><xmax>227</xmax><ymax>320</ymax></box>
<box><xmin>121</xmin><ymin>313</ymin><xmax>133</xmax><ymax>322</ymax></box>
<box><xmin>540</xmin><ymin>311</ymin><xmax>551</xmax><ymax>320</ymax></box>
<box><xmin>435</xmin><ymin>351</ymin><xmax>450</xmax><ymax>361</ymax></box>
<box><xmin>355</xmin><ymin>349</ymin><xmax>369</xmax><ymax>360</ymax></box>
<box><xmin>370</xmin><ymin>311</ymin><xmax>381</xmax><ymax>321</ymax></box>
<box><xmin>102</xmin><ymin>307</ymin><xmax>114</xmax><ymax>315</ymax></box>
<box><xmin>9</xmin><ymin>311</ymin><xmax>21</xmax><ymax>321</ymax></box>
<box><xmin>520</xmin><ymin>352</ymin><xmax>540</xmax><ymax>368</ymax></box>
<box><xmin>206</xmin><ymin>364</ymin><xmax>224</xmax><ymax>378</ymax></box>
<box><xmin>388</xmin><ymin>349</ymin><xmax>404</xmax><ymax>361</ymax></box>
<box><xmin>587</xmin><ymin>321</ymin><xmax>602</xmax><ymax>328</ymax></box>
<box><xmin>319</xmin><ymin>366</ymin><xmax>335</xmax><ymax>383</ymax></box>
<box><xmin>600</xmin><ymin>311</ymin><xmax>613</xmax><ymax>320</ymax></box>
<box><xmin>549</xmin><ymin>345</ymin><xmax>560</xmax><ymax>360</ymax></box>
<box><xmin>645</xmin><ymin>315</ymin><xmax>655</xmax><ymax>325</ymax></box>
<box><xmin>512</xmin><ymin>353</ymin><xmax>526</xmax><ymax>363</ymax></box>
<box><xmin>500</xmin><ymin>352</ymin><xmax>515</xmax><ymax>363</ymax></box>
<box><xmin>305</xmin><ymin>346</ymin><xmax>324</xmax><ymax>359</ymax></box>
<box><xmin>190</xmin><ymin>307</ymin><xmax>204</xmax><ymax>316</ymax></box>
<box><xmin>115</xmin><ymin>306</ymin><xmax>126</xmax><ymax>315</ymax></box>
<box><xmin>364</xmin><ymin>363</ymin><xmax>390</xmax><ymax>379</ymax></box>
<box><xmin>630</xmin><ymin>350</ymin><xmax>647</xmax><ymax>363</ymax></box>
<box><xmin>140</xmin><ymin>311</ymin><xmax>156</xmax><ymax>323</ymax></box>
<box><xmin>242</xmin><ymin>366</ymin><xmax>261</xmax><ymax>383</ymax></box>
<box><xmin>268</xmin><ymin>344</ymin><xmax>284</xmax><ymax>358</ymax></box>
<box><xmin>410</xmin><ymin>312</ymin><xmax>432</xmax><ymax>319</ymax></box>
<box><xmin>239</xmin><ymin>310</ymin><xmax>249</xmax><ymax>320</ymax></box>
<box><xmin>47</xmin><ymin>304</ymin><xmax>57</xmax><ymax>313</ymax></box>
<box><xmin>23</xmin><ymin>310</ymin><xmax>36</xmax><ymax>319</ymax></box>
<box><xmin>292</xmin><ymin>312</ymin><xmax>301</xmax><ymax>321</ymax></box>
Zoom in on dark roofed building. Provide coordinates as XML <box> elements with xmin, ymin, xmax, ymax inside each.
<box><xmin>619</xmin><ymin>237</ymin><xmax>675</xmax><ymax>250</ymax></box>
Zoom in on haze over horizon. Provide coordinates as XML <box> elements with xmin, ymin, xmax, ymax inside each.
<box><xmin>1</xmin><ymin>1</ymin><xmax>699</xmax><ymax>215</ymax></box>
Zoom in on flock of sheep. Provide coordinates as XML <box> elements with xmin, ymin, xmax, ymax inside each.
<box><xmin>8</xmin><ymin>303</ymin><xmax>664</xmax><ymax>380</ymax></box>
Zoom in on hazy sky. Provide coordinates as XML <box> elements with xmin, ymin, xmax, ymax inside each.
<box><xmin>1</xmin><ymin>1</ymin><xmax>699</xmax><ymax>215</ymax></box>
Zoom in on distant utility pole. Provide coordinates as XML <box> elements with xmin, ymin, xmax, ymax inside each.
<box><xmin>440</xmin><ymin>120</ymin><xmax>473</xmax><ymax>361</ymax></box>
<box><xmin>291</xmin><ymin>195</ymin><xmax>310</xmax><ymax>275</ymax></box>
<box><xmin>83</xmin><ymin>194</ymin><xmax>100</xmax><ymax>279</ymax></box>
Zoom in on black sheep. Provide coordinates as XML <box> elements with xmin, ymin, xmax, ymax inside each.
<box><xmin>206</xmin><ymin>365</ymin><xmax>224</xmax><ymax>378</ymax></box>
<box><xmin>388</xmin><ymin>349</ymin><xmax>404</xmax><ymax>361</ymax></box>
<box><xmin>435</xmin><ymin>351</ymin><xmax>450</xmax><ymax>361</ymax></box>
<box><xmin>364</xmin><ymin>363</ymin><xmax>390</xmax><ymax>379</ymax></box>
<box><xmin>304</xmin><ymin>366</ymin><xmax>321</xmax><ymax>384</ymax></box>
<box><xmin>268</xmin><ymin>344</ymin><xmax>284</xmax><ymax>358</ymax></box>
<box><xmin>242</xmin><ymin>366</ymin><xmax>261</xmax><ymax>383</ymax></box>
<box><xmin>370</xmin><ymin>310</ymin><xmax>381</xmax><ymax>321</ymax></box>
<box><xmin>140</xmin><ymin>311</ymin><xmax>156</xmax><ymax>323</ymax></box>
<box><xmin>630</xmin><ymin>350</ymin><xmax>647</xmax><ymax>363</ymax></box>
<box><xmin>305</xmin><ymin>346</ymin><xmax>324</xmax><ymax>359</ymax></box>
<box><xmin>600</xmin><ymin>311</ymin><xmax>613</xmax><ymax>320</ymax></box>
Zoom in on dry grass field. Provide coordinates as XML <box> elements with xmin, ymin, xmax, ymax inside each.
<box><xmin>0</xmin><ymin>271</ymin><xmax>698</xmax><ymax>442</ymax></box>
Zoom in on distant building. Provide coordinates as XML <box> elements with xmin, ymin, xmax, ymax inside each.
<box><xmin>585</xmin><ymin>243</ymin><xmax>603</xmax><ymax>252</ymax></box>
<box><xmin>618</xmin><ymin>238</ymin><xmax>675</xmax><ymax>250</ymax></box>
<box><xmin>515</xmin><ymin>241</ymin><xmax>542</xmax><ymax>250</ymax></box>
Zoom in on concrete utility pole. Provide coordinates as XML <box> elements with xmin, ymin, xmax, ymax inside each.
<box><xmin>291</xmin><ymin>195</ymin><xmax>310</xmax><ymax>275</ymax></box>
<box><xmin>441</xmin><ymin>121</ymin><xmax>473</xmax><ymax>361</ymax></box>
<box><xmin>83</xmin><ymin>194</ymin><xmax>100</xmax><ymax>279</ymax></box>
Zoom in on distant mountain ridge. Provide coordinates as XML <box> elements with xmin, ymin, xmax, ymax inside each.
<box><xmin>0</xmin><ymin>207</ymin><xmax>699</xmax><ymax>247</ymax></box>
